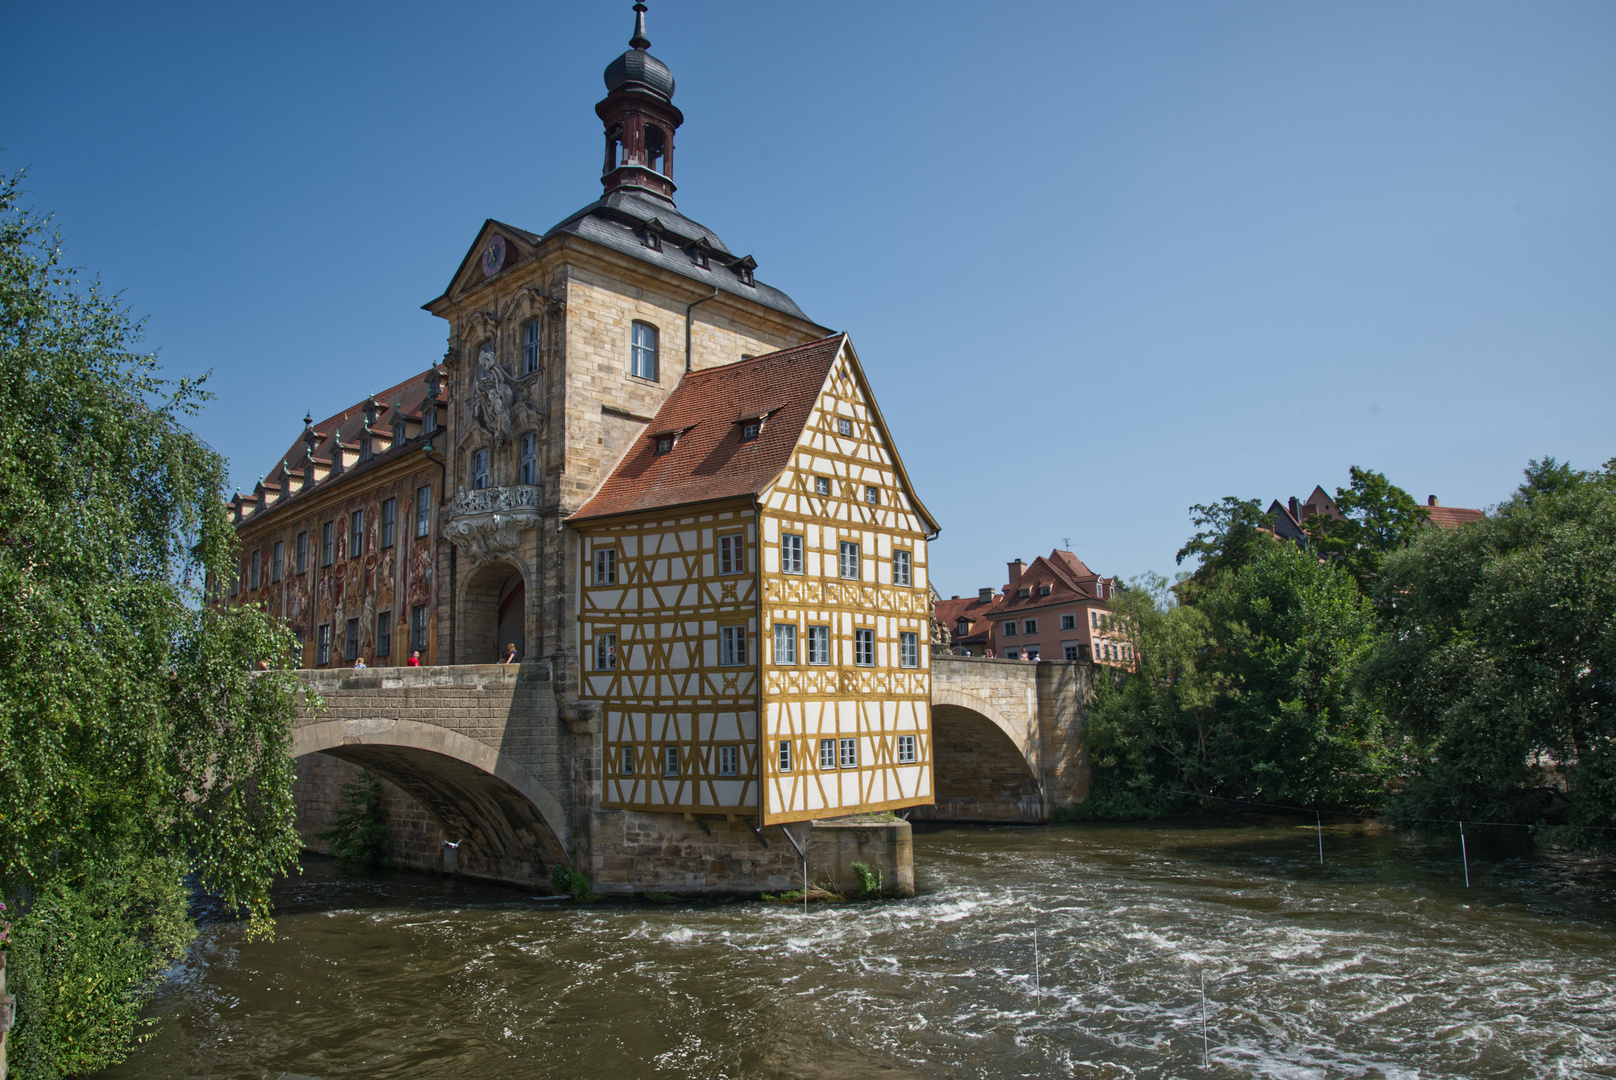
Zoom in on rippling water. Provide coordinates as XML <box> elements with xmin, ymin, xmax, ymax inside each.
<box><xmin>99</xmin><ymin>822</ymin><xmax>1616</xmax><ymax>1079</ymax></box>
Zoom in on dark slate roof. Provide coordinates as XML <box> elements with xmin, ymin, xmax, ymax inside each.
<box><xmin>543</xmin><ymin>189</ymin><xmax>814</xmax><ymax>323</ymax></box>
<box><xmin>569</xmin><ymin>334</ymin><xmax>846</xmax><ymax>521</ymax></box>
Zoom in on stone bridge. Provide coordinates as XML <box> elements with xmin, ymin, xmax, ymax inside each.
<box><xmin>289</xmin><ymin>655</ymin><xmax>1094</xmax><ymax>890</ymax></box>
<box><xmin>916</xmin><ymin>656</ymin><xmax>1095</xmax><ymax>824</ymax></box>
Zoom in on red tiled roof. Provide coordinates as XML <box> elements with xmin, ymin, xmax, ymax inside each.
<box><xmin>258</xmin><ymin>366</ymin><xmax>443</xmax><ymax>486</ymax></box>
<box><xmin>935</xmin><ymin>594</ymin><xmax>1000</xmax><ymax>644</ymax></box>
<box><xmin>570</xmin><ymin>334</ymin><xmax>848</xmax><ymax>521</ymax></box>
<box><xmin>990</xmin><ymin>550</ymin><xmax>1107</xmax><ymax>616</ymax></box>
<box><xmin>1427</xmin><ymin>505</ymin><xmax>1485</xmax><ymax>528</ymax></box>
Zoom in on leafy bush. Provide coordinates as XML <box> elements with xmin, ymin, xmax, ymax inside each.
<box><xmin>852</xmin><ymin>861</ymin><xmax>882</xmax><ymax>898</ymax></box>
<box><xmin>7</xmin><ymin>857</ymin><xmax>195</xmax><ymax>1079</ymax></box>
<box><xmin>549</xmin><ymin>865</ymin><xmax>593</xmax><ymax>900</ymax></box>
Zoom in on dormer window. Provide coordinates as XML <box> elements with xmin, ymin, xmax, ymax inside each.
<box><xmin>1038</xmin><ymin>584</ymin><xmax>1052</xmax><ymax>596</ymax></box>
<box><xmin>731</xmin><ymin>255</ymin><xmax>757</xmax><ymax>287</ymax></box>
<box><xmin>654</xmin><ymin>434</ymin><xmax>676</xmax><ymax>455</ymax></box>
<box><xmin>956</xmin><ymin>619</ymin><xmax>969</xmax><ymax>637</ymax></box>
<box><xmin>690</xmin><ymin>246</ymin><xmax>709</xmax><ymax>269</ymax></box>
<box><xmin>640</xmin><ymin>224</ymin><xmax>662</xmax><ymax>251</ymax></box>
<box><xmin>740</xmin><ymin>421</ymin><xmax>759</xmax><ymax>442</ymax></box>
<box><xmin>393</xmin><ymin>416</ymin><xmax>406</xmax><ymax>445</ymax></box>
<box><xmin>1018</xmin><ymin>587</ymin><xmax>1031</xmax><ymax>598</ymax></box>
<box><xmin>422</xmin><ymin>406</ymin><xmax>436</xmax><ymax>434</ymax></box>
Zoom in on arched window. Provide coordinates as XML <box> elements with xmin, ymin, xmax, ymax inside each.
<box><xmin>522</xmin><ymin>318</ymin><xmax>540</xmax><ymax>374</ymax></box>
<box><xmin>645</xmin><ymin>125</ymin><xmax>667</xmax><ymax>174</ymax></box>
<box><xmin>631</xmin><ymin>321</ymin><xmax>659</xmax><ymax>381</ymax></box>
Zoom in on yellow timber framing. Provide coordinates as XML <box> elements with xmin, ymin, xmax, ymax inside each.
<box><xmin>576</xmin><ymin>498</ymin><xmax>764</xmax><ymax>815</ymax></box>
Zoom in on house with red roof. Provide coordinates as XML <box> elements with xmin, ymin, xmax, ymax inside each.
<box><xmin>569</xmin><ymin>333</ymin><xmax>940</xmax><ymax>824</ymax></box>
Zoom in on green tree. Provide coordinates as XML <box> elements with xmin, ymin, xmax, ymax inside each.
<box><xmin>0</xmin><ymin>170</ymin><xmax>305</xmax><ymax>1076</ymax></box>
<box><xmin>318</xmin><ymin>770</ymin><xmax>389</xmax><ymax>868</ymax></box>
<box><xmin>1086</xmin><ymin>544</ymin><xmax>1390</xmax><ymax>817</ymax></box>
<box><xmin>1369</xmin><ymin>457</ymin><xmax>1616</xmax><ymax>829</ymax></box>
<box><xmin>1303</xmin><ymin>466</ymin><xmax>1430</xmax><ymax>594</ymax></box>
<box><xmin>1174</xmin><ymin>496</ymin><xmax>1272</xmax><ymax>601</ymax></box>
<box><xmin>1196</xmin><ymin>541</ymin><xmax>1391</xmax><ymax>809</ymax></box>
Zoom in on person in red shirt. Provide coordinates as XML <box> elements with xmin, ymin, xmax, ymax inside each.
<box><xmin>407</xmin><ymin>651</ymin><xmax>421</xmax><ymax>667</ymax></box>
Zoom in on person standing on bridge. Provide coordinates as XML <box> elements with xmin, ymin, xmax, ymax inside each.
<box><xmin>408</xmin><ymin>650</ymin><xmax>421</xmax><ymax>667</ymax></box>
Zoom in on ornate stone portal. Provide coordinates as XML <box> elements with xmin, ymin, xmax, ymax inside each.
<box><xmin>444</xmin><ymin>485</ymin><xmax>541</xmax><ymax>566</ymax></box>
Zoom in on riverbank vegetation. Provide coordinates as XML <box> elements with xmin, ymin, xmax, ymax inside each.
<box><xmin>0</xmin><ymin>172</ymin><xmax>304</xmax><ymax>1077</ymax></box>
<box><xmin>1082</xmin><ymin>460</ymin><xmax>1616</xmax><ymax>840</ymax></box>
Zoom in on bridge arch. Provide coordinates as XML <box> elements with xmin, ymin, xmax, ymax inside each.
<box><xmin>919</xmin><ymin>681</ymin><xmax>1048</xmax><ymax>824</ymax></box>
<box><xmin>293</xmin><ymin>718</ymin><xmax>570</xmax><ymax>876</ymax></box>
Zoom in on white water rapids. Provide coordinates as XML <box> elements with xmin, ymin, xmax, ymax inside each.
<box><xmin>100</xmin><ymin>822</ymin><xmax>1616</xmax><ymax>1079</ymax></box>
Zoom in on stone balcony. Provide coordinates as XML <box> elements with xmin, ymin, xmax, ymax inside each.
<box><xmin>443</xmin><ymin>484</ymin><xmax>541</xmax><ymax>565</ymax></box>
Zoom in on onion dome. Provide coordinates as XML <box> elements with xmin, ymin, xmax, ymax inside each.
<box><xmin>604</xmin><ymin>2</ymin><xmax>675</xmax><ymax>101</ymax></box>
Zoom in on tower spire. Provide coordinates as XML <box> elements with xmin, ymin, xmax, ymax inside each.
<box><xmin>629</xmin><ymin>2</ymin><xmax>650</xmax><ymax>50</ymax></box>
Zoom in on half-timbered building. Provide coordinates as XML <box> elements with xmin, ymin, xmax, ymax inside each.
<box><xmin>570</xmin><ymin>333</ymin><xmax>940</xmax><ymax>825</ymax></box>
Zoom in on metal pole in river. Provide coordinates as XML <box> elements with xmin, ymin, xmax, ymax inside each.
<box><xmin>1460</xmin><ymin>822</ymin><xmax>1470</xmax><ymax>888</ymax></box>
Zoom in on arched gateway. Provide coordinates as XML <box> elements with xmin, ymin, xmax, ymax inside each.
<box><xmin>293</xmin><ymin>665</ymin><xmax>571</xmax><ymax>885</ymax></box>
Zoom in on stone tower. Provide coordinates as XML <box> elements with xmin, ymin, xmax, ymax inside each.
<box><xmin>422</xmin><ymin>1</ymin><xmax>829</xmax><ymax>692</ymax></box>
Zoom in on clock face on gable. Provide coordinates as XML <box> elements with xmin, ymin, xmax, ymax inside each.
<box><xmin>481</xmin><ymin>233</ymin><xmax>507</xmax><ymax>278</ymax></box>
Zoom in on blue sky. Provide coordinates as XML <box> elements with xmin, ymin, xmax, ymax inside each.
<box><xmin>6</xmin><ymin>1</ymin><xmax>1613</xmax><ymax>597</ymax></box>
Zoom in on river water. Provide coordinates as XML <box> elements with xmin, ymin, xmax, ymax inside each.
<box><xmin>100</xmin><ymin>821</ymin><xmax>1616</xmax><ymax>1079</ymax></box>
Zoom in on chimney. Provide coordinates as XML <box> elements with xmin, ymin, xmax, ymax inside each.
<box><xmin>1007</xmin><ymin>559</ymin><xmax>1026</xmax><ymax>584</ymax></box>
<box><xmin>1288</xmin><ymin>496</ymin><xmax>1300</xmax><ymax>519</ymax></box>
<box><xmin>1428</xmin><ymin>495</ymin><xmax>1439</xmax><ymax>507</ymax></box>
<box><xmin>951</xmin><ymin>595</ymin><xmax>960</xmax><ymax>600</ymax></box>
<box><xmin>978</xmin><ymin>587</ymin><xmax>995</xmax><ymax>604</ymax></box>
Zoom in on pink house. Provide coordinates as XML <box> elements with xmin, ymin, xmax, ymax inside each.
<box><xmin>938</xmin><ymin>550</ymin><xmax>1135</xmax><ymax>667</ymax></box>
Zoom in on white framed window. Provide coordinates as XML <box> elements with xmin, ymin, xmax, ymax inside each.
<box><xmin>956</xmin><ymin>619</ymin><xmax>969</xmax><ymax>637</ymax></box>
<box><xmin>806</xmin><ymin>625</ymin><xmax>831</xmax><ymax>665</ymax></box>
<box><xmin>523</xmin><ymin>318</ymin><xmax>541</xmax><ymax>374</ymax></box>
<box><xmin>720</xmin><ymin>625</ymin><xmax>748</xmax><ymax>666</ymax></box>
<box><xmin>719</xmin><ymin>533</ymin><xmax>745</xmax><ymax>575</ymax></box>
<box><xmin>1024</xmin><ymin>619</ymin><xmax>1037</xmax><ymax>634</ymax></box>
<box><xmin>815</xmin><ymin>476</ymin><xmax>830</xmax><ymax>495</ymax></box>
<box><xmin>471</xmin><ymin>449</ymin><xmax>489</xmax><ymax>490</ymax></box>
<box><xmin>897</xmin><ymin>734</ymin><xmax>917</xmax><ymax>764</ymax></box>
<box><xmin>893</xmin><ymin>549</ymin><xmax>911</xmax><ymax>587</ymax></box>
<box><xmin>655</xmin><ymin>435</ymin><xmax>674</xmax><ymax>455</ymax></box>
<box><xmin>519</xmin><ymin>433</ymin><xmax>537</xmax><ymax>485</ymax></box>
<box><xmin>1002</xmin><ymin>620</ymin><xmax>1017</xmax><ymax>637</ymax></box>
<box><xmin>415</xmin><ymin>486</ymin><xmax>431</xmax><ymax>538</ymax></box>
<box><xmin>1005</xmin><ymin>647</ymin><xmax>1020</xmax><ymax>659</ymax></box>
<box><xmin>854</xmin><ymin>627</ymin><xmax>875</xmax><ymax>666</ymax></box>
<box><xmin>837</xmin><ymin>417</ymin><xmax>852</xmax><ymax>436</ymax></box>
<box><xmin>740</xmin><ymin>420</ymin><xmax>760</xmax><ymax>442</ymax></box>
<box><xmin>819</xmin><ymin>739</ymin><xmax>836</xmax><ymax>770</ymax></box>
<box><xmin>839</xmin><ymin>737</ymin><xmax>858</xmax><ymax>768</ymax></box>
<box><xmin>899</xmin><ymin>631</ymin><xmax>919</xmax><ymax>668</ymax></box>
<box><xmin>839</xmin><ymin>541</ymin><xmax>860</xmax><ymax>580</ymax></box>
<box><xmin>1061</xmin><ymin>613</ymin><xmax>1076</xmax><ymax>630</ymax></box>
<box><xmin>271</xmin><ymin>541</ymin><xmax>283</xmax><ymax>583</ymax></box>
<box><xmin>594</xmin><ymin>547</ymin><xmax>616</xmax><ymax>585</ymax></box>
<box><xmin>1091</xmin><ymin>610</ymin><xmax>1099</xmax><ymax>628</ymax></box>
<box><xmin>773</xmin><ymin>623</ymin><xmax>797</xmax><ymax>664</ymax></box>
<box><xmin>663</xmin><ymin>745</ymin><xmax>679</xmax><ymax>778</ymax></box>
<box><xmin>595</xmin><ymin>633</ymin><xmax>617</xmax><ymax>670</ymax></box>
<box><xmin>621</xmin><ymin>746</ymin><xmax>635</xmax><ymax>776</ymax></box>
<box><xmin>719</xmin><ymin>745</ymin><xmax>739</xmax><ymax>776</ymax></box>
<box><xmin>1064</xmin><ymin>644</ymin><xmax>1081</xmax><ymax>660</ymax></box>
<box><xmin>631</xmin><ymin>320</ymin><xmax>659</xmax><ymax>381</ymax></box>
<box><xmin>317</xmin><ymin>623</ymin><xmax>332</xmax><ymax>665</ymax></box>
<box><xmin>778</xmin><ymin>740</ymin><xmax>792</xmax><ymax>771</ymax></box>
<box><xmin>865</xmin><ymin>485</ymin><xmax>878</xmax><ymax>504</ymax></box>
<box><xmin>781</xmin><ymin>533</ymin><xmax>804</xmax><ymax>574</ymax></box>
<box><xmin>381</xmin><ymin>498</ymin><xmax>396</xmax><ymax>548</ymax></box>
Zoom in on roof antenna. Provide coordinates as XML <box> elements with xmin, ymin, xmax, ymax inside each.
<box><xmin>1062</xmin><ymin>537</ymin><xmax>1072</xmax><ymax>549</ymax></box>
<box><xmin>629</xmin><ymin>1</ymin><xmax>650</xmax><ymax>49</ymax></box>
